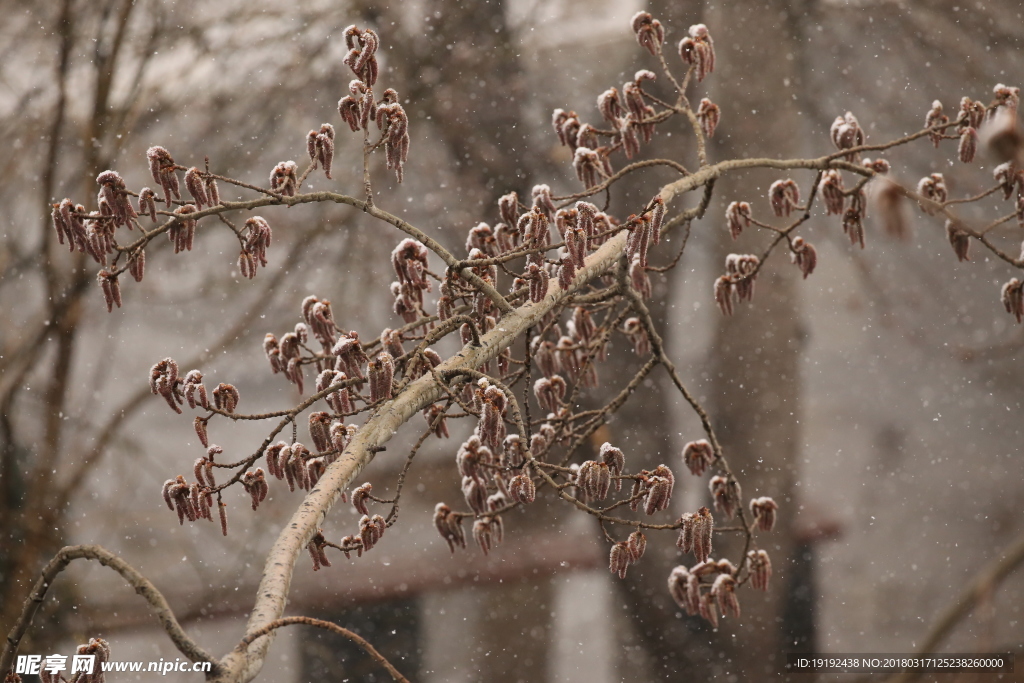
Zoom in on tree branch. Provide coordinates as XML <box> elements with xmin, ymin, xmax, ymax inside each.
<box><xmin>1</xmin><ymin>545</ymin><xmax>218</xmax><ymax>677</ymax></box>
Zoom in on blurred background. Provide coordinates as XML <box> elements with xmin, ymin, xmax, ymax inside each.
<box><xmin>1</xmin><ymin>0</ymin><xmax>1023</xmax><ymax>681</ymax></box>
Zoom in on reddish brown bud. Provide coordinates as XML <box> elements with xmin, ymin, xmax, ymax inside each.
<box><xmin>644</xmin><ymin>467</ymin><xmax>673</xmax><ymax>516</ymax></box>
<box><xmin>308</xmin><ymin>411</ymin><xmax>332</xmax><ymax>453</ymax></box>
<box><xmin>433</xmin><ymin>503</ymin><xmax>466</xmax><ymax>552</ymax></box>
<box><xmin>769</xmin><ymin>179</ymin><xmax>800</xmax><ymax>217</ymax></box>
<box><xmin>473</xmin><ymin>516</ymin><xmax>502</xmax><ymax>555</ymax></box>
<box><xmin>212</xmin><ymin>382</ymin><xmax>240</xmax><ymax>414</ymax></box>
<box><xmin>509</xmin><ymin>472</ymin><xmax>536</xmax><ymax>504</ymax></box>
<box><xmin>1002</xmin><ymin>278</ymin><xmax>1024</xmax><ymax>323</ymax></box>
<box><xmin>97</xmin><ymin>270</ymin><xmax>121</xmax><ymax>313</ymax></box>
<box><xmin>958</xmin><ymin>126</ymin><xmax>979</xmax><ymax>163</ymax></box>
<box><xmin>368</xmin><ymin>352</ymin><xmax>395</xmax><ymax>403</ymax></box>
<box><xmin>750</xmin><ymin>496</ymin><xmax>779</xmax><ymax>532</ymax></box>
<box><xmin>182</xmin><ymin>370</ymin><xmax>209</xmax><ymax>410</ymax></box>
<box><xmin>599</xmin><ymin>443</ymin><xmax>625</xmax><ymax>491</ymax></box>
<box><xmin>712</xmin><ymin>574</ymin><xmax>740</xmax><ymax>619</ymax></box>
<box><xmin>184</xmin><ymin>167</ymin><xmax>209</xmax><ymax>209</ymax></box>
<box><xmin>170</xmin><ymin>204</ymin><xmax>198</xmax><ymax>253</ymax></box>
<box><xmin>683</xmin><ymin>507</ymin><xmax>714</xmax><ymax>563</ymax></box>
<box><xmin>146</xmin><ymin>146</ymin><xmax>180</xmax><ymax>208</ymax></box>
<box><xmin>128</xmin><ymin>248</ymin><xmax>145</xmax><ymax>282</ymax></box>
<box><xmin>791</xmin><ymin>237</ymin><xmax>817</xmax><ymax>279</ymax></box>
<box><xmin>714</xmin><ymin>275</ymin><xmax>734</xmax><ymax>316</ymax></box>
<box><xmin>819</xmin><ymin>169</ymin><xmax>846</xmax><ymax>215</ymax></box>
<box><xmin>578</xmin><ymin>460</ymin><xmax>612</xmax><ymax>501</ymax></box>
<box><xmin>747</xmin><ymin>549</ymin><xmax>772</xmax><ymax>591</ymax></box>
<box><xmin>696</xmin><ymin>98</ymin><xmax>720</xmax><ymax>138</ymax></box>
<box><xmin>946</xmin><ymin>220</ymin><xmax>971</xmax><ymax>262</ymax></box>
<box><xmin>138</xmin><ymin>187</ymin><xmax>157</xmax><ymax>221</ymax></box>
<box><xmin>194</xmin><ymin>417</ymin><xmax>209</xmax><ymax>447</ymax></box>
<box><xmin>924</xmin><ymin>100</ymin><xmax>949</xmax><ymax>146</ymax></box>
<box><xmin>994</xmin><ymin>162</ymin><xmax>1022</xmax><ymax>200</ymax></box>
<box><xmin>343</xmin><ymin>25</ymin><xmax>380</xmax><ymax>85</ymax></box>
<box><xmin>678</xmin><ymin>24</ymin><xmax>715</xmax><ymax>82</ymax></box>
<box><xmin>376</xmin><ymin>99</ymin><xmax>410</xmax><ymax>182</ymax></box>
<box><xmin>423</xmin><ymin>403</ymin><xmax>449</xmax><ymax>439</ymax></box>
<box><xmin>622</xmin><ymin>317</ymin><xmax>650</xmax><ymax>357</ymax></box>
<box><xmin>682</xmin><ymin>439</ymin><xmax>715</xmax><ymax>476</ymax></box>
<box><xmin>627</xmin><ymin>530</ymin><xmax>647</xmax><ymax>562</ymax></box>
<box><xmin>698</xmin><ymin>591</ymin><xmax>719</xmax><ymax>628</ymax></box>
<box><xmin>352</xmin><ymin>482</ymin><xmax>373</xmax><ymax>516</ymax></box>
<box><xmin>668</xmin><ymin>566</ymin><xmax>700</xmax><ymax>615</ymax></box>
<box><xmin>609</xmin><ymin>541</ymin><xmax>632</xmax><ymax>579</ymax></box>
<box><xmin>709</xmin><ymin>475</ymin><xmax>741</xmax><ymax>520</ymax></box>
<box><xmin>830</xmin><ymin>111</ymin><xmax>865</xmax><ymax>158</ymax></box>
<box><xmin>150</xmin><ymin>358</ymin><xmax>183</xmax><ymax>413</ymax></box>
<box><xmin>573</xmin><ymin>147</ymin><xmax>604</xmax><ymax>188</ymax></box>
<box><xmin>917</xmin><ymin>172</ymin><xmax>948</xmax><ymax>210</ymax></box>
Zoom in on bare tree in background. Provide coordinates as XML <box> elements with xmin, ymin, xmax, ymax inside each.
<box><xmin>3</xmin><ymin>3</ymin><xmax>1024</xmax><ymax>683</ymax></box>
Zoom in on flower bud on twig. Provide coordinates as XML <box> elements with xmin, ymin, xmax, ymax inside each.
<box><xmin>747</xmin><ymin>549</ymin><xmax>773</xmax><ymax>591</ymax></box>
<box><xmin>710</xmin><ymin>475</ymin><xmax>741</xmax><ymax>519</ymax></box>
<box><xmin>678</xmin><ymin>24</ymin><xmax>715</xmax><ymax>82</ymax></box>
<box><xmin>696</xmin><ymin>98</ymin><xmax>720</xmax><ymax>138</ymax></box>
<box><xmin>1001</xmin><ymin>278</ymin><xmax>1024</xmax><ymax>323</ymax></box>
<box><xmin>790</xmin><ymin>237</ymin><xmax>817</xmax><ymax>279</ymax></box>
<box><xmin>433</xmin><ymin>503</ymin><xmax>466</xmax><ymax>552</ymax></box>
<box><xmin>682</xmin><ymin>439</ymin><xmax>714</xmax><ymax>476</ymax></box>
<box><xmin>750</xmin><ymin>496</ymin><xmax>779</xmax><ymax>532</ymax></box>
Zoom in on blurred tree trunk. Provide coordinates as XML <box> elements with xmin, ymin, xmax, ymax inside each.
<box><xmin>703</xmin><ymin>0</ymin><xmax>808</xmax><ymax>675</ymax></box>
<box><xmin>608</xmin><ymin>0</ymin><xmax>810</xmax><ymax>679</ymax></box>
<box><xmin>0</xmin><ymin>0</ymin><xmax>134</xmax><ymax>639</ymax></box>
<box><xmin>330</xmin><ymin>3</ymin><xmax>556</xmax><ymax>681</ymax></box>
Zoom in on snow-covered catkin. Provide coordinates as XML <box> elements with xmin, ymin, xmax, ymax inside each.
<box><xmin>138</xmin><ymin>187</ymin><xmax>157</xmax><ymax>222</ymax></box>
<box><xmin>643</xmin><ymin>464</ymin><xmax>674</xmax><ymax>515</ymax></box>
<box><xmin>96</xmin><ymin>270</ymin><xmax>121</xmax><ymax>312</ymax></box>
<box><xmin>182</xmin><ymin>370</ymin><xmax>208</xmax><ymax>410</ymax></box>
<box><xmin>668</xmin><ymin>566</ymin><xmax>700</xmax><ymax>615</ymax></box>
<box><xmin>600</xmin><ymin>443</ymin><xmax>625</xmax><ymax>490</ymax></box>
<box><xmin>622</xmin><ymin>317</ymin><xmax>650</xmax><ymax>357</ymax></box>
<box><xmin>946</xmin><ymin>220</ymin><xmax>971</xmax><ymax>262</ymax></box>
<box><xmin>609</xmin><ymin>541</ymin><xmax>632</xmax><ymax>579</ymax></box>
<box><xmin>352</xmin><ymin>482</ymin><xmax>373</xmax><ymax>516</ymax></box>
<box><xmin>747</xmin><ymin>549</ymin><xmax>773</xmax><ymax>591</ymax></box>
<box><xmin>917</xmin><ymin>172</ymin><xmax>948</xmax><ymax>210</ymax></box>
<box><xmin>1001</xmin><ymin>278</ymin><xmax>1024</xmax><ymax>323</ymax></box>
<box><xmin>712</xmin><ymin>574</ymin><xmax>740</xmax><ymax>618</ymax></box>
<box><xmin>194</xmin><ymin>417</ymin><xmax>209</xmax><ymax>448</ymax></box>
<box><xmin>750</xmin><ymin>496</ymin><xmax>779</xmax><ymax>532</ymax></box>
<box><xmin>769</xmin><ymin>179</ymin><xmax>800</xmax><ymax>217</ymax></box>
<box><xmin>627</xmin><ymin>530</ymin><xmax>647</xmax><ymax>561</ymax></box>
<box><xmin>682</xmin><ymin>439</ymin><xmax>714</xmax><ymax>476</ymax></box>
<box><xmin>433</xmin><ymin>503</ymin><xmax>466</xmax><ymax>553</ymax></box>
<box><xmin>184</xmin><ymin>167</ymin><xmax>209</xmax><ymax>209</ymax></box>
<box><xmin>696</xmin><ymin>98</ymin><xmax>720</xmax><ymax>138</ymax></box>
<box><xmin>509</xmin><ymin>471</ymin><xmax>536</xmax><ymax>504</ymax></box>
<box><xmin>150</xmin><ymin>358</ymin><xmax>183</xmax><ymax>413</ymax></box>
<box><xmin>709</xmin><ymin>475</ymin><xmax>741</xmax><ymax>519</ymax></box>
<box><xmin>368</xmin><ymin>352</ymin><xmax>395</xmax><ymax>403</ymax></box>
<box><xmin>129</xmin><ymin>249</ymin><xmax>145</xmax><ymax>282</ymax></box>
<box><xmin>790</xmin><ymin>237</ymin><xmax>817</xmax><ymax>279</ymax></box>
<box><xmin>830</xmin><ymin>111</ymin><xmax>865</xmax><ymax>158</ymax></box>
<box><xmin>678</xmin><ymin>24</ymin><xmax>715</xmax><ymax>82</ymax></box>
<box><xmin>146</xmin><ymin>146</ymin><xmax>180</xmax><ymax>207</ymax></box>
<box><xmin>308</xmin><ymin>411</ymin><xmax>332</xmax><ymax>453</ymax></box>
<box><xmin>630</xmin><ymin>11</ymin><xmax>664</xmax><ymax>56</ymax></box>
<box><xmin>213</xmin><ymin>383</ymin><xmax>240</xmax><ymax>414</ymax></box>
<box><xmin>678</xmin><ymin>506</ymin><xmax>713</xmax><ymax>562</ymax></box>
<box><xmin>819</xmin><ymin>170</ymin><xmax>845</xmax><ymax>215</ymax></box>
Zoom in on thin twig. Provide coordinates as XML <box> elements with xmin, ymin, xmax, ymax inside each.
<box><xmin>236</xmin><ymin>616</ymin><xmax>409</xmax><ymax>683</ymax></box>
